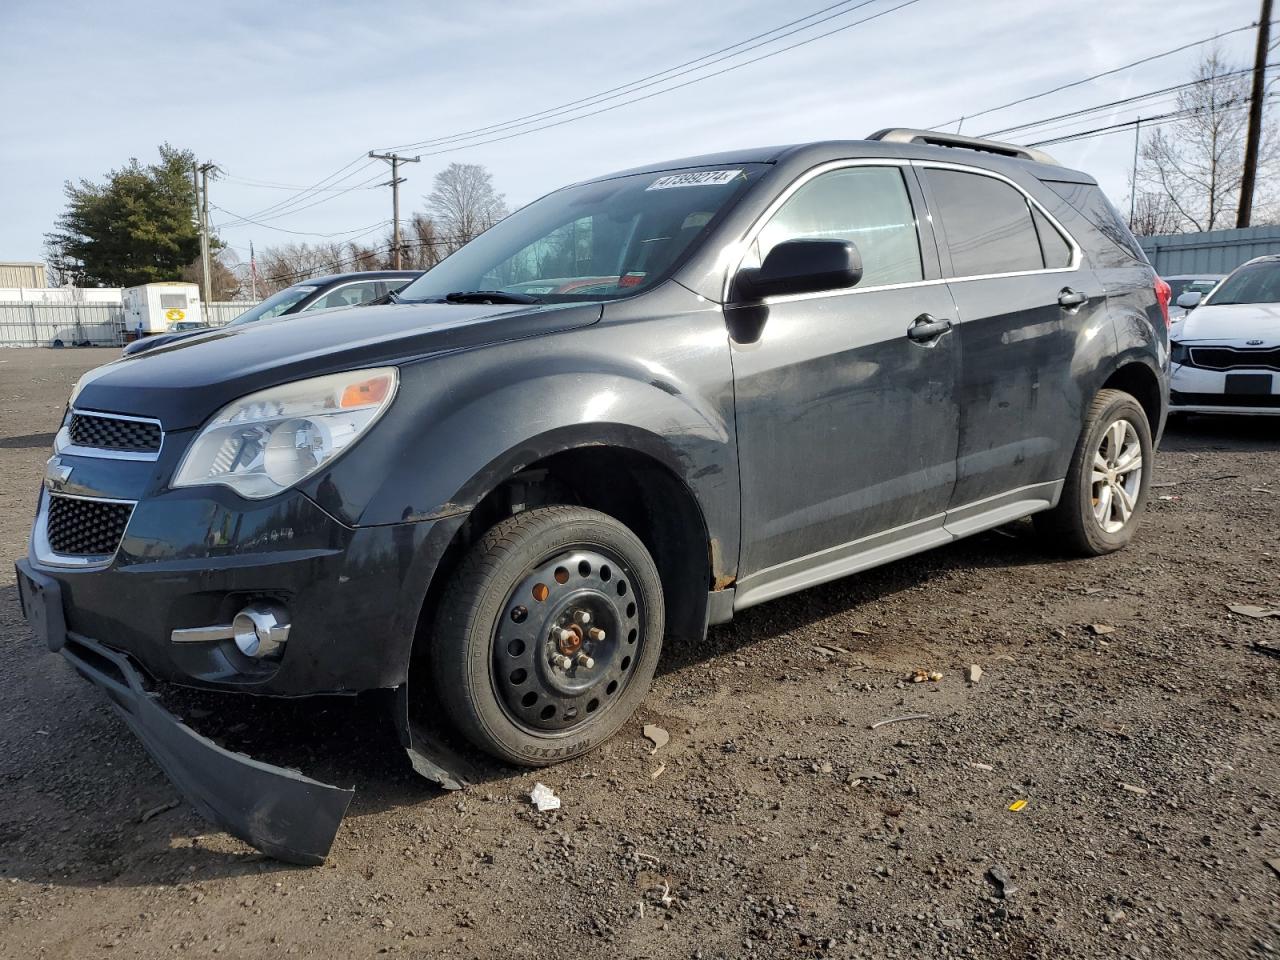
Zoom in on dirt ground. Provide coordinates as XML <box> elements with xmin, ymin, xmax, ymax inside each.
<box><xmin>0</xmin><ymin>347</ymin><xmax>1277</xmax><ymax>960</ymax></box>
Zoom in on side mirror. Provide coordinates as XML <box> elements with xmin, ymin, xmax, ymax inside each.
<box><xmin>735</xmin><ymin>239</ymin><xmax>863</xmax><ymax>301</ymax></box>
<box><xmin>1175</xmin><ymin>291</ymin><xmax>1202</xmax><ymax>309</ymax></box>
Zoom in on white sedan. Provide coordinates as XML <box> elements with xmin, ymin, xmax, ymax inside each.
<box><xmin>1168</xmin><ymin>256</ymin><xmax>1280</xmax><ymax>417</ymax></box>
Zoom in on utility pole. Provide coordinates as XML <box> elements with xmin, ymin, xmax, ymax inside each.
<box><xmin>1238</xmin><ymin>0</ymin><xmax>1273</xmax><ymax>228</ymax></box>
<box><xmin>194</xmin><ymin>161</ymin><xmax>216</xmax><ymax>304</ymax></box>
<box><xmin>369</xmin><ymin>150</ymin><xmax>420</xmax><ymax>269</ymax></box>
<box><xmin>1129</xmin><ymin>117</ymin><xmax>1142</xmax><ymax>229</ymax></box>
<box><xmin>249</xmin><ymin>240</ymin><xmax>258</xmax><ymax>300</ymax></box>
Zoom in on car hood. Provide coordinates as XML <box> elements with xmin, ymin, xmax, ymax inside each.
<box><xmin>1170</xmin><ymin>302</ymin><xmax>1280</xmax><ymax>347</ymax></box>
<box><xmin>75</xmin><ymin>301</ymin><xmax>602</xmax><ymax>429</ymax></box>
<box><xmin>123</xmin><ymin>329</ymin><xmax>203</xmax><ymax>356</ymax></box>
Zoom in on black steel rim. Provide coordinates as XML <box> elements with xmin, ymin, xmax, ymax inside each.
<box><xmin>491</xmin><ymin>546</ymin><xmax>644</xmax><ymax>733</ymax></box>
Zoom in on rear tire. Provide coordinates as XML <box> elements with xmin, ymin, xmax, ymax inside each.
<box><xmin>431</xmin><ymin>506</ymin><xmax>664</xmax><ymax>767</ymax></box>
<box><xmin>1034</xmin><ymin>389</ymin><xmax>1153</xmax><ymax>557</ymax></box>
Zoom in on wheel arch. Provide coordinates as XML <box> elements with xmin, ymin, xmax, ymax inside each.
<box><xmin>409</xmin><ymin>429</ymin><xmax>721</xmax><ymax>684</ymax></box>
<box><xmin>1098</xmin><ymin>355</ymin><xmax>1166</xmax><ymax>438</ymax></box>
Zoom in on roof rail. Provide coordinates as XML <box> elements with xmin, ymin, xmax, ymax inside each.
<box><xmin>867</xmin><ymin>128</ymin><xmax>1059</xmax><ymax>166</ymax></box>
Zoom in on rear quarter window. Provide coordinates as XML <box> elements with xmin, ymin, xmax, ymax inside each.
<box><xmin>1041</xmin><ymin>180</ymin><xmax>1147</xmax><ymax>264</ymax></box>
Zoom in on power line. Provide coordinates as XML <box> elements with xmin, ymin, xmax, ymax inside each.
<box><xmin>219</xmin><ymin>173</ymin><xmax>382</xmax><ymax>192</ymax></box>
<box><xmin>211</xmin><ymin>168</ymin><xmax>388</xmax><ymax>230</ymax></box>
<box><xmin>928</xmin><ymin>22</ymin><xmax>1265</xmax><ymax>131</ymax></box>
<box><xmin>219</xmin><ymin>156</ymin><xmax>380</xmax><ymax>228</ymax></box>
<box><xmin>398</xmin><ymin>0</ymin><xmax>921</xmax><ymax>160</ymax></box>
<box><xmin>209</xmin><ymin>204</ymin><xmax>392</xmax><ymax>239</ymax></box>
<box><xmin>1026</xmin><ymin>94</ymin><xmax>1273</xmax><ymax>147</ymax></box>
<box><xmin>381</xmin><ymin>0</ymin><xmax>889</xmax><ymax>153</ymax></box>
<box><xmin>981</xmin><ymin>66</ymin><xmax>1259</xmax><ymax>139</ymax></box>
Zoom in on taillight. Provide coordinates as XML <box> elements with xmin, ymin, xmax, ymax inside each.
<box><xmin>1154</xmin><ymin>276</ymin><xmax>1172</xmax><ymax>329</ymax></box>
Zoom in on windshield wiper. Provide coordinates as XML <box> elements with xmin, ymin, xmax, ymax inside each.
<box><xmin>444</xmin><ymin>290</ymin><xmax>541</xmax><ymax>304</ymax></box>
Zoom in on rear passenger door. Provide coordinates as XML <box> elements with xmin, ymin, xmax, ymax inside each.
<box><xmin>917</xmin><ymin>164</ymin><xmax>1107</xmax><ymax>525</ymax></box>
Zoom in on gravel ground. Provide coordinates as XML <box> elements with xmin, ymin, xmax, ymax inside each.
<box><xmin>0</xmin><ymin>347</ymin><xmax>1277</xmax><ymax>959</ymax></box>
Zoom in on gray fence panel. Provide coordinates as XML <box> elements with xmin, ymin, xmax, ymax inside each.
<box><xmin>206</xmin><ymin>302</ymin><xmax>255</xmax><ymax>327</ymax></box>
<box><xmin>1139</xmin><ymin>226</ymin><xmax>1280</xmax><ymax>276</ymax></box>
<box><xmin>0</xmin><ymin>303</ymin><xmax>125</xmax><ymax>347</ymax></box>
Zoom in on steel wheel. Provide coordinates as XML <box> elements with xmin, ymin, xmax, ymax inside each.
<box><xmin>493</xmin><ymin>548</ymin><xmax>645</xmax><ymax>733</ymax></box>
<box><xmin>1090</xmin><ymin>418</ymin><xmax>1143</xmax><ymax>534</ymax></box>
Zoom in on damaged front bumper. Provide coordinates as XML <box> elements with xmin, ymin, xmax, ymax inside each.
<box><xmin>16</xmin><ymin>559</ymin><xmax>353</xmax><ymax>865</ymax></box>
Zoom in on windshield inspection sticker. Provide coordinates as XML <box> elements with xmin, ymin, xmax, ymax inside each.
<box><xmin>647</xmin><ymin>169</ymin><xmax>743</xmax><ymax>190</ymax></box>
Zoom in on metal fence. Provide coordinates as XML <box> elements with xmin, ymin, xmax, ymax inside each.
<box><xmin>0</xmin><ymin>302</ymin><xmax>124</xmax><ymax>347</ymax></box>
<box><xmin>1139</xmin><ymin>225</ymin><xmax>1280</xmax><ymax>276</ymax></box>
<box><xmin>0</xmin><ymin>301</ymin><xmax>257</xmax><ymax>347</ymax></box>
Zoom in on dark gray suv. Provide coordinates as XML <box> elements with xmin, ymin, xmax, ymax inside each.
<box><xmin>16</xmin><ymin>128</ymin><xmax>1169</xmax><ymax>862</ymax></box>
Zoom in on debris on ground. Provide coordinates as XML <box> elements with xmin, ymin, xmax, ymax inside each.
<box><xmin>529</xmin><ymin>783</ymin><xmax>561</xmax><ymax>812</ymax></box>
<box><xmin>967</xmin><ymin>761</ymin><xmax>994</xmax><ymax>771</ymax></box>
<box><xmin>1088</xmin><ymin>624</ymin><xmax>1117</xmax><ymax>636</ymax></box>
<box><xmin>1008</xmin><ymin>799</ymin><xmax>1028</xmax><ymax>812</ymax></box>
<box><xmin>869</xmin><ymin>713</ymin><xmax>930</xmax><ymax>730</ymax></box>
<box><xmin>1254</xmin><ymin>641</ymin><xmax>1280</xmax><ymax>660</ymax></box>
<box><xmin>642</xmin><ymin>724</ymin><xmax>670</xmax><ymax>753</ymax></box>
<box><xmin>138</xmin><ymin>799</ymin><xmax>180</xmax><ymax>824</ymax></box>
<box><xmin>1228</xmin><ymin>604</ymin><xmax>1280</xmax><ymax>619</ymax></box>
<box><xmin>986</xmin><ymin>864</ymin><xmax>1019</xmax><ymax>898</ymax></box>
<box><xmin>968</xmin><ymin>664</ymin><xmax>983</xmax><ymax>684</ymax></box>
<box><xmin>910</xmin><ymin>669</ymin><xmax>943</xmax><ymax>683</ymax></box>
<box><xmin>650</xmin><ymin>764</ymin><xmax>666</xmax><ymax>780</ymax></box>
<box><xmin>1267</xmin><ymin>858</ymin><xmax>1280</xmax><ymax>880</ymax></box>
<box><xmin>1119</xmin><ymin>782</ymin><xmax>1149</xmax><ymax>796</ymax></box>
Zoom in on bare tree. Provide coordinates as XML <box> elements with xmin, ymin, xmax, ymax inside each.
<box><xmin>1136</xmin><ymin>49</ymin><xmax>1278</xmax><ymax>233</ymax></box>
<box><xmin>426</xmin><ymin>163</ymin><xmax>507</xmax><ymax>252</ymax></box>
<box><xmin>255</xmin><ymin>241</ymin><xmax>348</xmax><ymax>293</ymax></box>
<box><xmin>1128</xmin><ymin>190</ymin><xmax>1184</xmax><ymax>237</ymax></box>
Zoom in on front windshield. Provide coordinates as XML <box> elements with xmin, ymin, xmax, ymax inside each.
<box><xmin>1205</xmin><ymin>262</ymin><xmax>1280</xmax><ymax>306</ymax></box>
<box><xmin>229</xmin><ymin>285</ymin><xmax>317</xmax><ymax>326</ymax></box>
<box><xmin>396</xmin><ymin>164</ymin><xmax>766</xmax><ymax>303</ymax></box>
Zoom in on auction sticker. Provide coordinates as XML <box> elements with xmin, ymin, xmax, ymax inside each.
<box><xmin>647</xmin><ymin>169</ymin><xmax>743</xmax><ymax>190</ymax></box>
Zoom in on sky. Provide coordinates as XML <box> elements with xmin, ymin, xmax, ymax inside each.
<box><xmin>0</xmin><ymin>0</ymin><xmax>1265</xmax><ymax>270</ymax></box>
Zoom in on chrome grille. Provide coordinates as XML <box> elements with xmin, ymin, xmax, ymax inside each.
<box><xmin>45</xmin><ymin>494</ymin><xmax>133</xmax><ymax>556</ymax></box>
<box><xmin>68</xmin><ymin>412</ymin><xmax>162</xmax><ymax>453</ymax></box>
<box><xmin>1188</xmin><ymin>346</ymin><xmax>1280</xmax><ymax>372</ymax></box>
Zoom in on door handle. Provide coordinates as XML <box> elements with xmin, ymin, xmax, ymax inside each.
<box><xmin>1058</xmin><ymin>288</ymin><xmax>1089</xmax><ymax>308</ymax></box>
<box><xmin>907</xmin><ymin>314</ymin><xmax>953</xmax><ymax>343</ymax></box>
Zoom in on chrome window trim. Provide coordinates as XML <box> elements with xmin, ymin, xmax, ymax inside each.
<box><xmin>57</xmin><ymin>409</ymin><xmax>165</xmax><ymax>462</ymax></box>
<box><xmin>720</xmin><ymin>157</ymin><xmax>1083</xmax><ymax>308</ymax></box>
<box><xmin>32</xmin><ymin>488</ymin><xmax>136</xmax><ymax>569</ymax></box>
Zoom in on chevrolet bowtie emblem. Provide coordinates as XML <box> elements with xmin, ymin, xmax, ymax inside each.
<box><xmin>45</xmin><ymin>458</ymin><xmax>72</xmax><ymax>491</ymax></box>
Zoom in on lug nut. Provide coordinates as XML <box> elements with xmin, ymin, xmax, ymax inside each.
<box><xmin>551</xmin><ymin>653</ymin><xmax>573</xmax><ymax>670</ymax></box>
<box><xmin>574</xmin><ymin>610</ymin><xmax>592</xmax><ymax>625</ymax></box>
<box><xmin>576</xmin><ymin>652</ymin><xmax>595</xmax><ymax>669</ymax></box>
<box><xmin>588</xmin><ymin>627</ymin><xmax>606</xmax><ymax>642</ymax></box>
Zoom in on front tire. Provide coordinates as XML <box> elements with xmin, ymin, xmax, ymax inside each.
<box><xmin>431</xmin><ymin>505</ymin><xmax>665</xmax><ymax>767</ymax></box>
<box><xmin>1034</xmin><ymin>388</ymin><xmax>1153</xmax><ymax>556</ymax></box>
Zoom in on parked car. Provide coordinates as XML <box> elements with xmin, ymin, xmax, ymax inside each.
<box><xmin>1168</xmin><ymin>256</ymin><xmax>1280</xmax><ymax>416</ymax></box>
<box><xmin>121</xmin><ymin>271</ymin><xmax>422</xmax><ymax>356</ymax></box>
<box><xmin>16</xmin><ymin>128</ymin><xmax>1167</xmax><ymax>863</ymax></box>
<box><xmin>1165</xmin><ymin>274</ymin><xmax>1224</xmax><ymax>320</ymax></box>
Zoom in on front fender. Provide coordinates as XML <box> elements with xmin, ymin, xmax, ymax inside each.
<box><xmin>320</xmin><ymin>290</ymin><xmax>741</xmax><ymax>581</ymax></box>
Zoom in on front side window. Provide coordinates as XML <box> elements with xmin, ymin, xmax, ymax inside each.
<box><xmin>746</xmin><ymin>166</ymin><xmax>923</xmax><ymax>287</ymax></box>
<box><xmin>925</xmin><ymin>169</ymin><xmax>1044</xmax><ymax>277</ymax></box>
<box><xmin>305</xmin><ymin>280</ymin><xmax>382</xmax><ymax>311</ymax></box>
<box><xmin>396</xmin><ymin>164</ymin><xmax>766</xmax><ymax>303</ymax></box>
<box><xmin>1205</xmin><ymin>261</ymin><xmax>1280</xmax><ymax>305</ymax></box>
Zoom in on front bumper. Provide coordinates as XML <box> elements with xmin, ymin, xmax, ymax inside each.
<box><xmin>1169</xmin><ymin>363</ymin><xmax>1280</xmax><ymax>416</ymax></box>
<box><xmin>16</xmin><ymin>559</ymin><xmax>352</xmax><ymax>864</ymax></box>
<box><xmin>26</xmin><ymin>484</ymin><xmax>460</xmax><ymax>695</ymax></box>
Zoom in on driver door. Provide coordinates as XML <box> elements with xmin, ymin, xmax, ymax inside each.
<box><xmin>729</xmin><ymin>162</ymin><xmax>961</xmax><ymax>605</ymax></box>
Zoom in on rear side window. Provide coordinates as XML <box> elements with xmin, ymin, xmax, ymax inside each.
<box><xmin>1031</xmin><ymin>207</ymin><xmax>1073</xmax><ymax>268</ymax></box>
<box><xmin>750</xmin><ymin>166</ymin><xmax>924</xmax><ymax>287</ymax></box>
<box><xmin>1042</xmin><ymin>180</ymin><xmax>1147</xmax><ymax>263</ymax></box>
<box><xmin>924</xmin><ymin>169</ymin><xmax>1043</xmax><ymax>277</ymax></box>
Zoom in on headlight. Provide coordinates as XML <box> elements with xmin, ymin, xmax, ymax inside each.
<box><xmin>172</xmin><ymin>368</ymin><xmax>397</xmax><ymax>499</ymax></box>
<box><xmin>1169</xmin><ymin>340</ymin><xmax>1189</xmax><ymax>365</ymax></box>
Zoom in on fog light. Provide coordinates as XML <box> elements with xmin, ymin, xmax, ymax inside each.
<box><xmin>232</xmin><ymin>602</ymin><xmax>290</xmax><ymax>659</ymax></box>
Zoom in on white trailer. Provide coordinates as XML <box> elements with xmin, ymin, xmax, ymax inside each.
<box><xmin>122</xmin><ymin>282</ymin><xmax>202</xmax><ymax>335</ymax></box>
